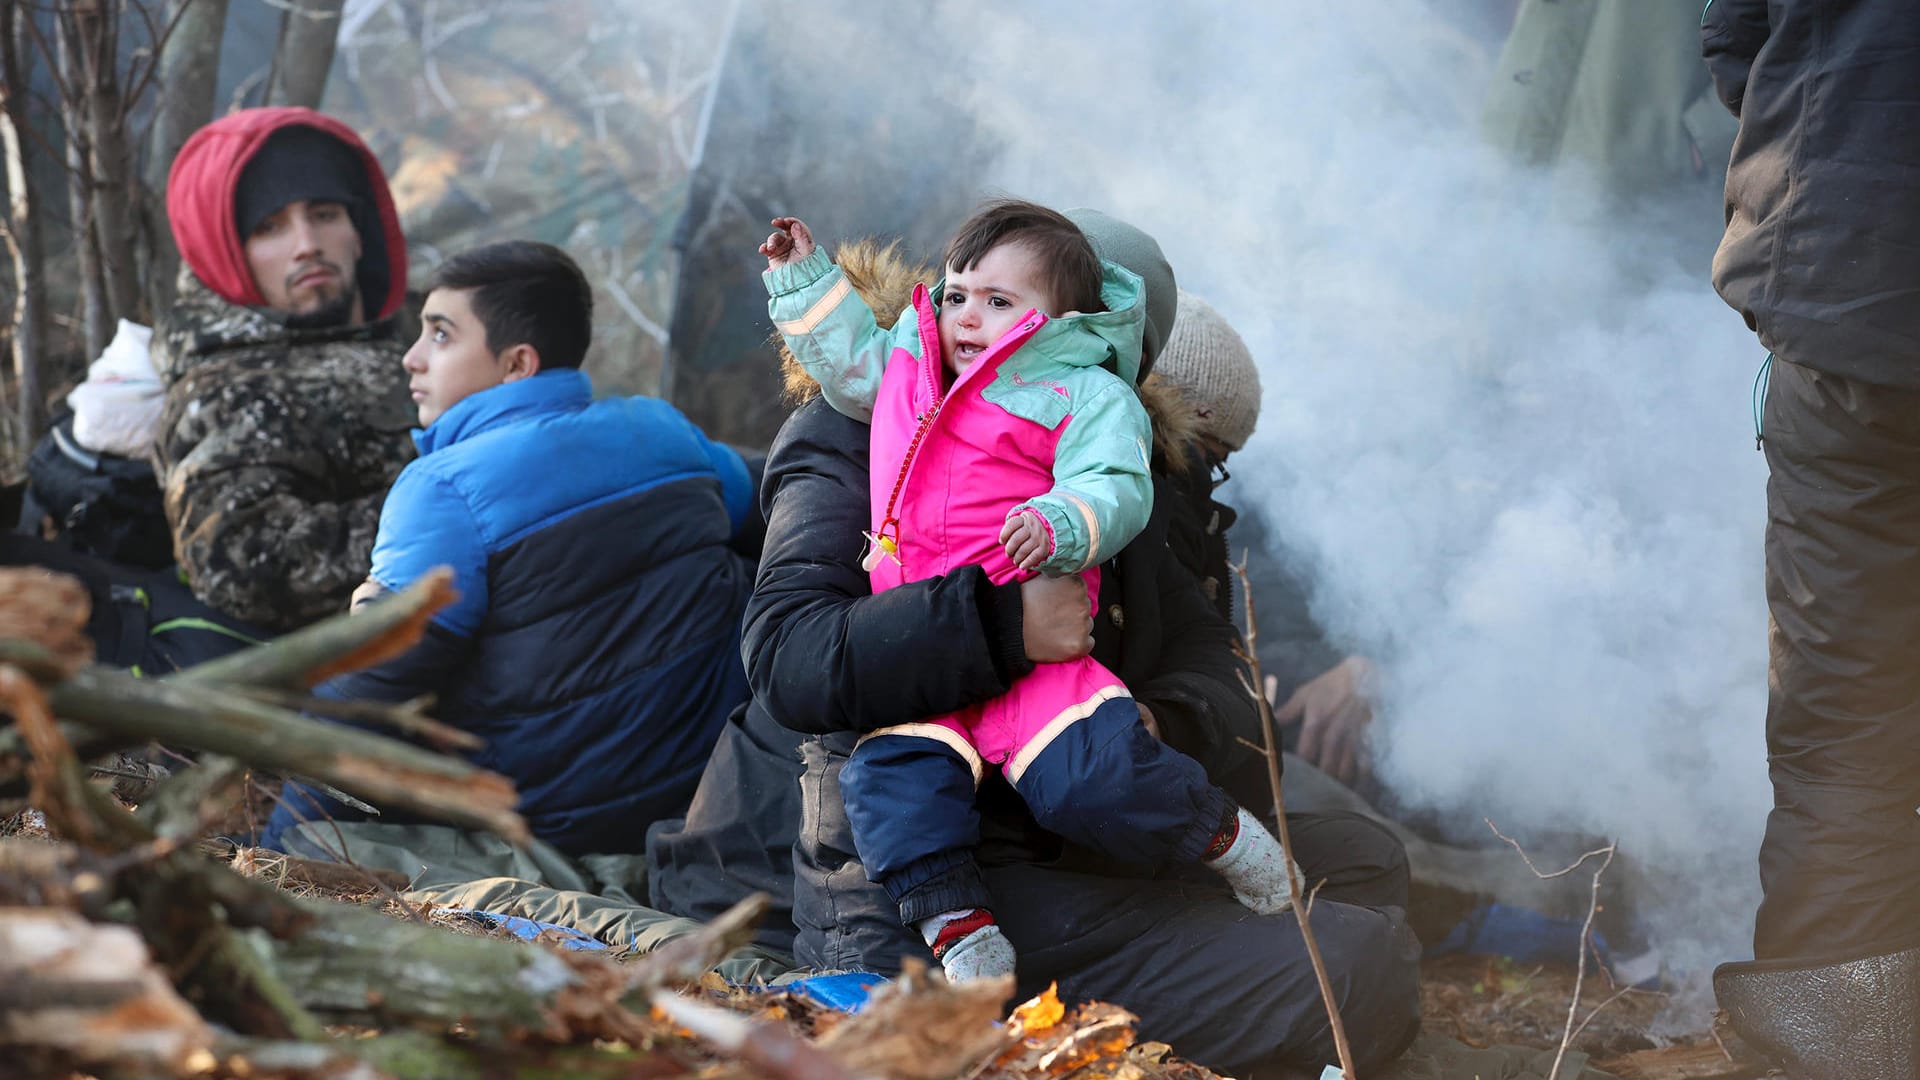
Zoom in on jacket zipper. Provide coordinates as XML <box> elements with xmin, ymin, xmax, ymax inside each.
<box><xmin>866</xmin><ymin>289</ymin><xmax>950</xmax><ymax>569</ymax></box>
<box><xmin>865</xmin><ymin>295</ymin><xmax>1046</xmax><ymax>571</ymax></box>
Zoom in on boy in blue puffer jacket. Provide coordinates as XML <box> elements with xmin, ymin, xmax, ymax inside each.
<box><xmin>263</xmin><ymin>240</ymin><xmax>758</xmax><ymax>856</ymax></box>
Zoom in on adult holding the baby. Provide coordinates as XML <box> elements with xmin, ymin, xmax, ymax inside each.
<box><xmin>762</xmin><ymin>201</ymin><xmax>1299</xmax><ymax>983</ymax></box>
<box><xmin>745</xmin><ymin>204</ymin><xmax>1421</xmax><ymax>1076</ymax></box>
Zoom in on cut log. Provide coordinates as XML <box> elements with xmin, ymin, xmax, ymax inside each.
<box><xmin>0</xmin><ymin>907</ymin><xmax>216</xmax><ymax>1070</ymax></box>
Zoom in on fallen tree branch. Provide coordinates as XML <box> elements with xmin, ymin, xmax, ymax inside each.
<box><xmin>231</xmin><ymin>686</ymin><xmax>480</xmax><ymax>753</ymax></box>
<box><xmin>0</xmin><ymin>907</ymin><xmax>216</xmax><ymax>1071</ymax></box>
<box><xmin>1</xmin><ymin>570</ymin><xmax>515</xmax><ymax>842</ymax></box>
<box><xmin>47</xmin><ymin>667</ymin><xmax>526</xmax><ymax>844</ymax></box>
<box><xmin>269</xmin><ymin>894</ymin><xmax>775</xmax><ymax>1037</ymax></box>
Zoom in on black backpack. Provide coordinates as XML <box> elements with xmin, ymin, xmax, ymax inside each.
<box><xmin>0</xmin><ymin>533</ymin><xmax>266</xmax><ymax>675</ymax></box>
<box><xmin>21</xmin><ymin>413</ymin><xmax>176</xmax><ymax>570</ymax></box>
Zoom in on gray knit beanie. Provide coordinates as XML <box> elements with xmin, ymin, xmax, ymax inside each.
<box><xmin>1156</xmin><ymin>290</ymin><xmax>1262</xmax><ymax>452</ymax></box>
<box><xmin>1064</xmin><ymin>208</ymin><xmax>1177</xmax><ymax>377</ymax></box>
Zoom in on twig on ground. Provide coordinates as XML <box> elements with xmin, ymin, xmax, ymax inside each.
<box><xmin>245</xmin><ymin>775</ymin><xmax>430</xmax><ymax>925</ymax></box>
<box><xmin>1565</xmin><ymin>984</ymin><xmax>1640</xmax><ymax>1045</ymax></box>
<box><xmin>1484</xmin><ymin>818</ymin><xmax>1617</xmax><ymax>1080</ymax></box>
<box><xmin>1231</xmin><ymin>554</ymin><xmax>1356</xmax><ymax>1079</ymax></box>
<box><xmin>626</xmin><ymin>893</ymin><xmax>769</xmax><ymax>991</ymax></box>
<box><xmin>1485</xmin><ymin>819</ymin><xmax>1614</xmax><ymax>880</ymax></box>
<box><xmin>50</xmin><ymin>668</ymin><xmax>527</xmax><ymax>842</ymax></box>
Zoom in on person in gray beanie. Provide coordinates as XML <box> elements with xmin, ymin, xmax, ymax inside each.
<box><xmin>1153</xmin><ymin>290</ymin><xmax>1262</xmax><ymax>460</ymax></box>
<box><xmin>1145</xmin><ymin>290</ymin><xmax>1257</xmax><ymax>618</ymax></box>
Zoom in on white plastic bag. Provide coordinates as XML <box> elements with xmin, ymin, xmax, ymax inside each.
<box><xmin>67</xmin><ymin>318</ymin><xmax>163</xmax><ymax>458</ymax></box>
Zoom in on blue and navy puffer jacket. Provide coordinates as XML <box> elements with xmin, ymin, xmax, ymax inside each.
<box><xmin>317</xmin><ymin>369</ymin><xmax>755</xmax><ymax>855</ymax></box>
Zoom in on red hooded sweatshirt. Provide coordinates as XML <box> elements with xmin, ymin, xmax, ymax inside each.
<box><xmin>166</xmin><ymin>107</ymin><xmax>408</xmax><ymax>320</ymax></box>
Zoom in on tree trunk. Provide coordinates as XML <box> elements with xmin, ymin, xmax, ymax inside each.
<box><xmin>143</xmin><ymin>0</ymin><xmax>228</xmax><ymax>317</ymax></box>
<box><xmin>53</xmin><ymin>12</ymin><xmax>109</xmax><ymax>363</ymax></box>
<box><xmin>0</xmin><ymin>3</ymin><xmax>49</xmax><ymax>443</ymax></box>
<box><xmin>71</xmin><ymin>0</ymin><xmax>141</xmax><ymax>326</ymax></box>
<box><xmin>265</xmin><ymin>0</ymin><xmax>344</xmax><ymax>110</ymax></box>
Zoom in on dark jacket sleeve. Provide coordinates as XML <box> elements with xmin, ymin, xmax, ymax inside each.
<box><xmin>1701</xmin><ymin>0</ymin><xmax>1771</xmax><ymax>117</ymax></box>
<box><xmin>743</xmin><ymin>397</ymin><xmax>1030</xmax><ymax>735</ymax></box>
<box><xmin>726</xmin><ymin>446</ymin><xmax>770</xmax><ymax>560</ymax></box>
<box><xmin>1127</xmin><ymin>523</ymin><xmax>1262</xmax><ymax>787</ymax></box>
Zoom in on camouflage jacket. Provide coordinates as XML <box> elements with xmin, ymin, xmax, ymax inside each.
<box><xmin>151</xmin><ymin>272</ymin><xmax>416</xmax><ymax>633</ymax></box>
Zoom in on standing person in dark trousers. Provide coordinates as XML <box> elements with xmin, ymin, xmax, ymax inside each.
<box><xmin>1703</xmin><ymin>4</ymin><xmax>1920</xmax><ymax>1076</ymax></box>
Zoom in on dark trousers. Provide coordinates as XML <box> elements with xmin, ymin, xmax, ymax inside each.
<box><xmin>1757</xmin><ymin>358</ymin><xmax>1920</xmax><ymax>961</ymax></box>
<box><xmin>840</xmin><ymin>697</ymin><xmax>1232</xmax><ymax>924</ymax></box>
<box><xmin>796</xmin><ymin>733</ymin><xmax>1422</xmax><ymax>1075</ymax></box>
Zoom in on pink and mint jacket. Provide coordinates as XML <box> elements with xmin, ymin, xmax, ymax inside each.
<box><xmin>767</xmin><ymin>248</ymin><xmax>1237</xmax><ymax>913</ymax></box>
<box><xmin>764</xmin><ymin>245</ymin><xmax>1154</xmax><ymax>772</ymax></box>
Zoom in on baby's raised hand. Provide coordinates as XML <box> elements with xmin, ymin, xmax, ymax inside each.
<box><xmin>1000</xmin><ymin>510</ymin><xmax>1053</xmax><ymax>572</ymax></box>
<box><xmin>760</xmin><ymin>216</ymin><xmax>816</xmax><ymax>270</ymax></box>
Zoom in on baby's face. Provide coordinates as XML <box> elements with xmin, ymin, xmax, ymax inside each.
<box><xmin>938</xmin><ymin>241</ymin><xmax>1058</xmax><ymax>375</ymax></box>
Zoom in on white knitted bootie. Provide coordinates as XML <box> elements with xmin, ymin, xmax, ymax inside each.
<box><xmin>1204</xmin><ymin>806</ymin><xmax>1301</xmax><ymax>916</ymax></box>
<box><xmin>921</xmin><ymin>909</ymin><xmax>1017</xmax><ymax>982</ymax></box>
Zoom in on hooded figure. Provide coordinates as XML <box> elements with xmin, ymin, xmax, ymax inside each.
<box><xmin>152</xmin><ymin>108</ymin><xmax>416</xmax><ymax>633</ymax></box>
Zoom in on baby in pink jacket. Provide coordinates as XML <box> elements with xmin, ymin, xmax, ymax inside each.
<box><xmin>762</xmin><ymin>200</ymin><xmax>1295</xmax><ymax>983</ymax></box>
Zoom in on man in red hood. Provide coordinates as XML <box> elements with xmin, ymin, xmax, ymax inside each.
<box><xmin>151</xmin><ymin>107</ymin><xmax>417</xmax><ymax>633</ymax></box>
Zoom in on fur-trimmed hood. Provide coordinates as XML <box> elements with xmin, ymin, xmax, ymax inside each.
<box><xmin>777</xmin><ymin>240</ymin><xmax>1202</xmax><ymax>470</ymax></box>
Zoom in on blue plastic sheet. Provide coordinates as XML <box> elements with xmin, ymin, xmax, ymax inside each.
<box><xmin>445</xmin><ymin>909</ymin><xmax>611</xmax><ymax>952</ymax></box>
<box><xmin>780</xmin><ymin>972</ymin><xmax>886</xmax><ymax>1012</ymax></box>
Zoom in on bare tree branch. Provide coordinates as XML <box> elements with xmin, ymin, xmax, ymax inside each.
<box><xmin>123</xmin><ymin>0</ymin><xmax>208</xmax><ymax>111</ymax></box>
<box><xmin>16</xmin><ymin>6</ymin><xmax>76</xmax><ymax>108</ymax></box>
<box><xmin>1485</xmin><ymin>818</ymin><xmax>1620</xmax><ymax>1080</ymax></box>
<box><xmin>1485</xmin><ymin>818</ymin><xmax>1617</xmax><ymax>880</ymax></box>
<box><xmin>1232</xmin><ymin>554</ymin><xmax>1358</xmax><ymax>1079</ymax></box>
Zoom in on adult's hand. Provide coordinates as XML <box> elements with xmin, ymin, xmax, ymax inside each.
<box><xmin>1272</xmin><ymin>656</ymin><xmax>1374</xmax><ymax>786</ymax></box>
<box><xmin>1021</xmin><ymin>572</ymin><xmax>1094</xmax><ymax>663</ymax></box>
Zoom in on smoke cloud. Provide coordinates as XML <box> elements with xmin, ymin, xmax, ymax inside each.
<box><xmin>900</xmin><ymin>1</ymin><xmax>1773</xmax><ymax>991</ymax></box>
<box><xmin>351</xmin><ymin>0</ymin><xmax>1775</xmax><ymax>1008</ymax></box>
